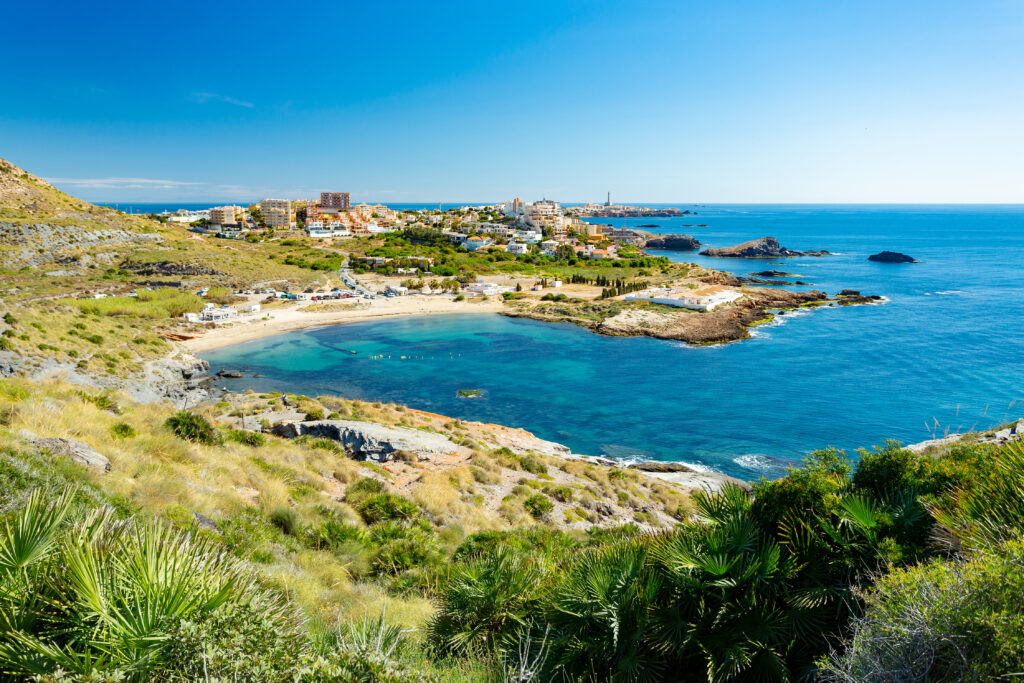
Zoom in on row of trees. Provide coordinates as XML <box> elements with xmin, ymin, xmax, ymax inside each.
<box><xmin>598</xmin><ymin>279</ymin><xmax>650</xmax><ymax>299</ymax></box>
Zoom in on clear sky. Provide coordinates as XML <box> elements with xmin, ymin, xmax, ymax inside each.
<box><xmin>3</xmin><ymin>0</ymin><xmax>1023</xmax><ymax>204</ymax></box>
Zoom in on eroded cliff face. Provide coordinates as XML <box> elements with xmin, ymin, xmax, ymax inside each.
<box><xmin>0</xmin><ymin>346</ymin><xmax>211</xmax><ymax>408</ymax></box>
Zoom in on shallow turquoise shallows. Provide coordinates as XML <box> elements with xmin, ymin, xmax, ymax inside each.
<box><xmin>200</xmin><ymin>205</ymin><xmax>1024</xmax><ymax>478</ymax></box>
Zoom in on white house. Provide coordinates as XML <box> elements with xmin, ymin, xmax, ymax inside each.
<box><xmin>508</xmin><ymin>242</ymin><xmax>529</xmax><ymax>255</ymax></box>
<box><xmin>464</xmin><ymin>281</ymin><xmax>510</xmax><ymax>296</ymax></box>
<box><xmin>200</xmin><ymin>304</ymin><xmax>238</xmax><ymax>322</ymax></box>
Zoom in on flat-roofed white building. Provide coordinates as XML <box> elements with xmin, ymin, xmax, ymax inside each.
<box><xmin>625</xmin><ymin>286</ymin><xmax>743</xmax><ymax>311</ymax></box>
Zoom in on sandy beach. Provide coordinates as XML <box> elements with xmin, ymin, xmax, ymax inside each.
<box><xmin>180</xmin><ymin>295</ymin><xmax>506</xmax><ymax>352</ymax></box>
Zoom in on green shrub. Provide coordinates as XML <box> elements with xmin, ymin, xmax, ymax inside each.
<box><xmin>346</xmin><ymin>477</ymin><xmax>387</xmax><ymax>508</ymax></box>
<box><xmin>269</xmin><ymin>506</ymin><xmax>302</xmax><ymax>536</ymax></box>
<box><xmin>165</xmin><ymin>410</ymin><xmax>219</xmax><ymax>445</ymax></box>
<box><xmin>823</xmin><ymin>538</ymin><xmax>1024</xmax><ymax>681</ymax></box>
<box><xmin>546</xmin><ymin>485</ymin><xmax>574</xmax><ymax>502</ymax></box>
<box><xmin>523</xmin><ymin>494</ymin><xmax>553</xmax><ymax>519</ymax></box>
<box><xmin>163</xmin><ymin>600</ymin><xmax>306</xmax><ymax>680</ymax></box>
<box><xmin>519</xmin><ymin>455</ymin><xmax>547</xmax><ymax>475</ymax></box>
<box><xmin>304</xmin><ymin>407</ymin><xmax>325</xmax><ymax>421</ymax></box>
<box><xmin>357</xmin><ymin>493</ymin><xmax>420</xmax><ymax>525</ymax></box>
<box><xmin>110</xmin><ymin>422</ymin><xmax>136</xmax><ymax>439</ymax></box>
<box><xmin>227</xmin><ymin>428</ymin><xmax>266</xmax><ymax>447</ymax></box>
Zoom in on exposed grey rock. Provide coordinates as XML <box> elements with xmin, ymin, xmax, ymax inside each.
<box><xmin>193</xmin><ymin>512</ymin><xmax>219</xmax><ymax>532</ymax></box>
<box><xmin>34</xmin><ymin>437</ymin><xmax>111</xmax><ymax>472</ymax></box>
<box><xmin>216</xmin><ymin>369</ymin><xmax>243</xmax><ymax>378</ymax></box>
<box><xmin>121</xmin><ymin>260</ymin><xmax>223</xmax><ymax>276</ymax></box>
<box><xmin>0</xmin><ymin>222</ymin><xmax>163</xmax><ymax>269</ymax></box>
<box><xmin>272</xmin><ymin>419</ymin><xmax>470</xmax><ymax>462</ymax></box>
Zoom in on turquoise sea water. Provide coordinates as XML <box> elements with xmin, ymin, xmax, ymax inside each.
<box><xmin>200</xmin><ymin>205</ymin><xmax>1024</xmax><ymax>479</ymax></box>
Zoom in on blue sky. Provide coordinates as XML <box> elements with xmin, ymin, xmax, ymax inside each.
<box><xmin>3</xmin><ymin>0</ymin><xmax>1023</xmax><ymax>203</ymax></box>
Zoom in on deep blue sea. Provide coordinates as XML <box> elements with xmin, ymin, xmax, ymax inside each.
<box><xmin>199</xmin><ymin>205</ymin><xmax>1024</xmax><ymax>479</ymax></box>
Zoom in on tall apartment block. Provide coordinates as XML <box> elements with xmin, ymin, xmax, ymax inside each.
<box><xmin>320</xmin><ymin>192</ymin><xmax>351</xmax><ymax>210</ymax></box>
<box><xmin>260</xmin><ymin>198</ymin><xmax>294</xmax><ymax>229</ymax></box>
<box><xmin>210</xmin><ymin>205</ymin><xmax>240</xmax><ymax>225</ymax></box>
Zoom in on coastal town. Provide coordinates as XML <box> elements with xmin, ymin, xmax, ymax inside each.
<box><xmin>108</xmin><ymin>190</ymin><xmax>886</xmax><ymax>350</ymax></box>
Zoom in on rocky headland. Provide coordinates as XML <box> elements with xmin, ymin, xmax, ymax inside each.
<box><xmin>700</xmin><ymin>236</ymin><xmax>830</xmax><ymax>258</ymax></box>
<box><xmin>504</xmin><ymin>286</ymin><xmax>882</xmax><ymax>345</ymax></box>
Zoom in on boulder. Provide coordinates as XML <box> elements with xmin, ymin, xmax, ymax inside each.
<box><xmin>216</xmin><ymin>369</ymin><xmax>243</xmax><ymax>378</ymax></box>
<box><xmin>868</xmin><ymin>251</ymin><xmax>917</xmax><ymax>263</ymax></box>
<box><xmin>700</xmin><ymin>236</ymin><xmax>825</xmax><ymax>258</ymax></box>
<box><xmin>34</xmin><ymin>437</ymin><xmax>111</xmax><ymax>472</ymax></box>
<box><xmin>838</xmin><ymin>289</ymin><xmax>861</xmax><ymax>297</ymax></box>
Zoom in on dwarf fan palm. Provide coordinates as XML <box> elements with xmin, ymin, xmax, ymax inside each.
<box><xmin>0</xmin><ymin>487</ymin><xmax>267</xmax><ymax>680</ymax></box>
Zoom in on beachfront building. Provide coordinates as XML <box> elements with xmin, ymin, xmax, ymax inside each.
<box><xmin>210</xmin><ymin>205</ymin><xmax>240</xmax><ymax>226</ymax></box>
<box><xmin>625</xmin><ymin>286</ymin><xmax>743</xmax><ymax>311</ymax></box>
<box><xmin>464</xmin><ymin>281</ymin><xmax>510</xmax><ymax>296</ymax></box>
<box><xmin>199</xmin><ymin>303</ymin><xmax>238</xmax><ymax>321</ymax></box>
<box><xmin>260</xmin><ymin>198</ymin><xmax>295</xmax><ymax>229</ymax></box>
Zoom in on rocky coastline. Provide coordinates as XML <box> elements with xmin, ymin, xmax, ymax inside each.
<box><xmin>503</xmin><ymin>286</ymin><xmax>882</xmax><ymax>345</ymax></box>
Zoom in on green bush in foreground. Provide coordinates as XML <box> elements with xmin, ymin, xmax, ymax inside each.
<box><xmin>822</xmin><ymin>538</ymin><xmax>1024</xmax><ymax>681</ymax></box>
<box><xmin>165</xmin><ymin>409</ymin><xmax>219</xmax><ymax>445</ymax></box>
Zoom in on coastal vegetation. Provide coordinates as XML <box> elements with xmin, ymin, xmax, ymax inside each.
<box><xmin>1</xmin><ymin>377</ymin><xmax>1023</xmax><ymax>680</ymax></box>
<box><xmin>2</xmin><ymin>158</ymin><xmax>1022</xmax><ymax>679</ymax></box>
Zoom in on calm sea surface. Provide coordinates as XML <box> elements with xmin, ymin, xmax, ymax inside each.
<box><xmin>200</xmin><ymin>205</ymin><xmax>1024</xmax><ymax>479</ymax></box>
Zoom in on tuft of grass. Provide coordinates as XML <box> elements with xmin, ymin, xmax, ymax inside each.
<box><xmin>110</xmin><ymin>422</ymin><xmax>136</xmax><ymax>439</ymax></box>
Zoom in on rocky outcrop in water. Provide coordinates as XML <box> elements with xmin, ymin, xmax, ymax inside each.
<box><xmin>641</xmin><ymin>234</ymin><xmax>701</xmax><ymax>250</ymax></box>
<box><xmin>751</xmin><ymin>270</ymin><xmax>799</xmax><ymax>277</ymax></box>
<box><xmin>700</xmin><ymin>237</ymin><xmax>829</xmax><ymax>258</ymax></box>
<box><xmin>868</xmin><ymin>251</ymin><xmax>917</xmax><ymax>263</ymax></box>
